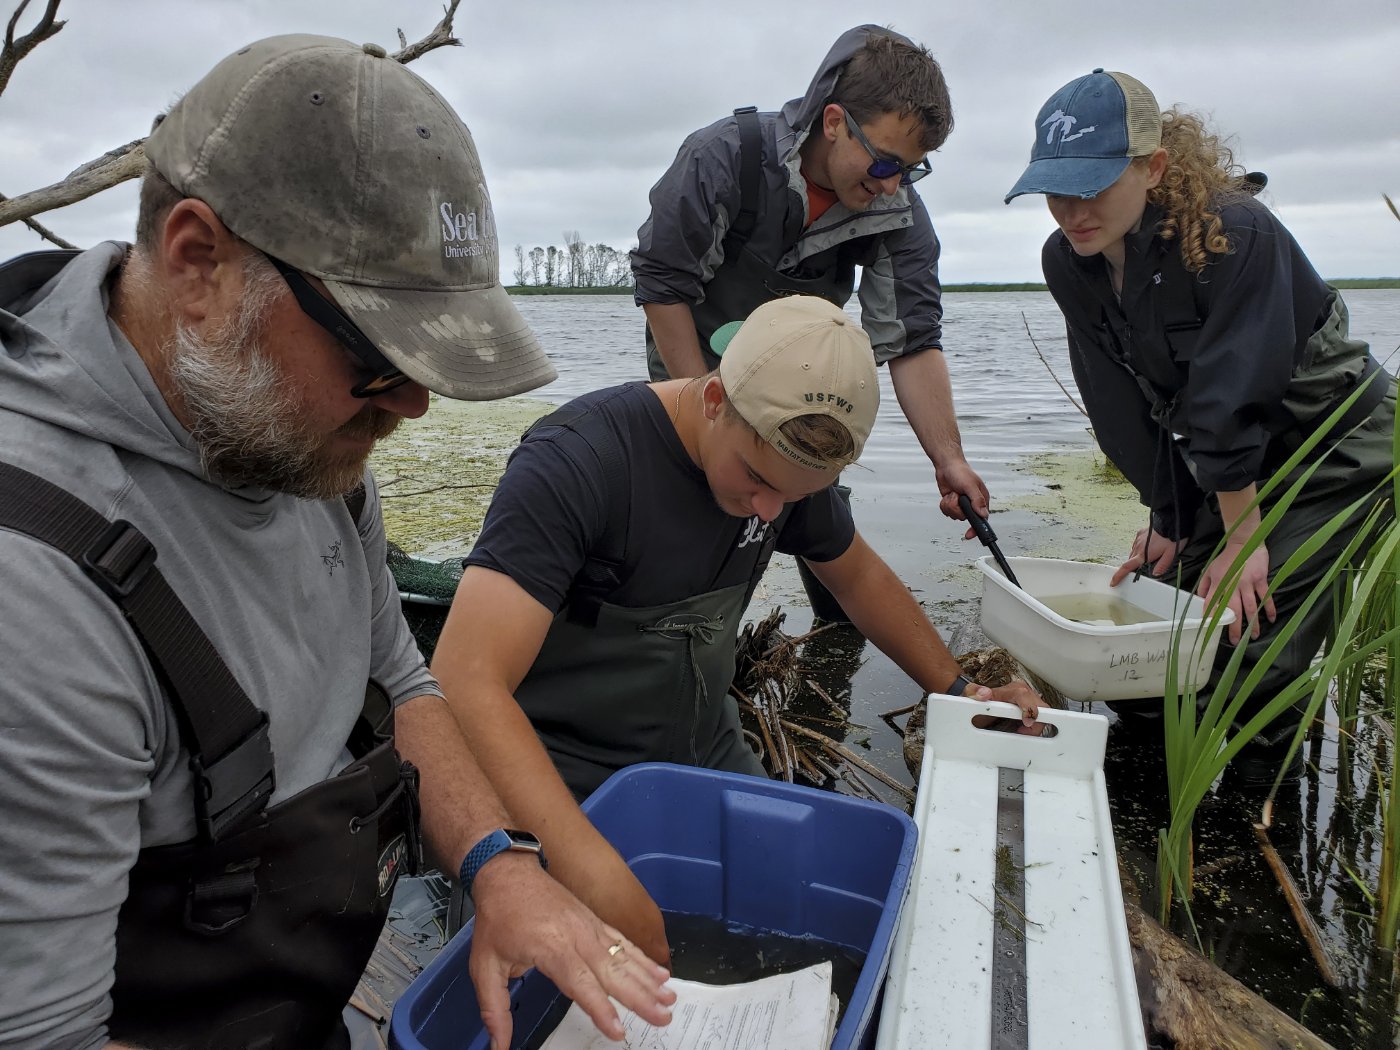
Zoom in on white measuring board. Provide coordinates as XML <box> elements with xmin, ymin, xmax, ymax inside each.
<box><xmin>875</xmin><ymin>698</ymin><xmax>1145</xmax><ymax>1050</ymax></box>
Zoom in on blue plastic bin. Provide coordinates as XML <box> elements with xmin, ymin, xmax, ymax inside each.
<box><xmin>389</xmin><ymin>763</ymin><xmax>917</xmax><ymax>1050</ymax></box>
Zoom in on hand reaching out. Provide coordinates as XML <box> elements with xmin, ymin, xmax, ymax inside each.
<box><xmin>1196</xmin><ymin>541</ymin><xmax>1276</xmax><ymax>644</ymax></box>
<box><xmin>962</xmin><ymin>678</ymin><xmax>1049</xmax><ymax>737</ymax></box>
<box><xmin>937</xmin><ymin>459</ymin><xmax>991</xmax><ymax>535</ymax></box>
<box><xmin>469</xmin><ymin>855</ymin><xmax>676</xmax><ymax>1050</ymax></box>
<box><xmin>1111</xmin><ymin>527</ymin><xmax>1188</xmax><ymax>586</ymax></box>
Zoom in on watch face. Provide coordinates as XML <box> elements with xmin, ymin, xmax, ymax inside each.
<box><xmin>505</xmin><ymin>829</ymin><xmax>542</xmax><ymax>850</ymax></box>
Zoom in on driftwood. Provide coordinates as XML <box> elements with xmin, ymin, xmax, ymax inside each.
<box><xmin>0</xmin><ymin>191</ymin><xmax>75</xmax><ymax>248</ymax></box>
<box><xmin>0</xmin><ymin>141</ymin><xmax>148</xmax><ymax>230</ymax></box>
<box><xmin>1116</xmin><ymin>813</ymin><xmax>1337</xmax><ymax>1049</ymax></box>
<box><xmin>388</xmin><ymin>1</ymin><xmax>464</xmax><ymax>65</ymax></box>
<box><xmin>1123</xmin><ymin>894</ymin><xmax>1335</xmax><ymax>1050</ymax></box>
<box><xmin>730</xmin><ymin>608</ymin><xmax>915</xmax><ymax>805</ymax></box>
<box><xmin>0</xmin><ymin>0</ymin><xmax>463</xmax><ymax>237</ymax></box>
<box><xmin>779</xmin><ymin>717</ymin><xmax>914</xmax><ymax>804</ymax></box>
<box><xmin>1253</xmin><ymin>821</ymin><xmax>1342</xmax><ymax>988</ymax></box>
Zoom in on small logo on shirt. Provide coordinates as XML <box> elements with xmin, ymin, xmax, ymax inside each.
<box><xmin>738</xmin><ymin>516</ymin><xmax>769</xmax><ymax>549</ymax></box>
<box><xmin>322</xmin><ymin>540</ymin><xmax>346</xmax><ymax>576</ymax></box>
<box><xmin>1042</xmin><ymin>109</ymin><xmax>1096</xmax><ymax>144</ymax></box>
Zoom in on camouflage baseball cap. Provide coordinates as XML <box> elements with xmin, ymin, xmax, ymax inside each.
<box><xmin>146</xmin><ymin>34</ymin><xmax>555</xmax><ymax>400</ymax></box>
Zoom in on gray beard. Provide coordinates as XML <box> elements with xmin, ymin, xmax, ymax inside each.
<box><xmin>166</xmin><ymin>271</ymin><xmax>400</xmax><ymax>500</ymax></box>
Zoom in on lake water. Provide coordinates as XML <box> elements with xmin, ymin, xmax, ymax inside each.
<box><xmin>513</xmin><ymin>287</ymin><xmax>1400</xmax><ymax>609</ymax></box>
<box><xmin>492</xmin><ymin>289</ymin><xmax>1400</xmax><ymax>1048</ymax></box>
<box><xmin>516</xmin><ymin>286</ymin><xmax>1400</xmax><ymax>498</ymax></box>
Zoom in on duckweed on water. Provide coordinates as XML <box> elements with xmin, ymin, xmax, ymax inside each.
<box><xmin>368</xmin><ymin>395</ymin><xmax>553</xmax><ymax>557</ymax></box>
<box><xmin>1009</xmin><ymin>448</ymin><xmax>1141</xmax><ymax>563</ymax></box>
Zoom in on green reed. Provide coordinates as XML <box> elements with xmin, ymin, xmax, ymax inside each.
<box><xmin>1366</xmin><ymin>399</ymin><xmax>1400</xmax><ymax>950</ymax></box>
<box><xmin>1266</xmin><ymin>379</ymin><xmax>1400</xmax><ymax>952</ymax></box>
<box><xmin>1155</xmin><ymin>374</ymin><xmax>1399</xmax><ymax>933</ymax></box>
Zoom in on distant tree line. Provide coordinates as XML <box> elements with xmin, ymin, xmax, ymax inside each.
<box><xmin>511</xmin><ymin>232</ymin><xmax>634</xmax><ymax>288</ymax></box>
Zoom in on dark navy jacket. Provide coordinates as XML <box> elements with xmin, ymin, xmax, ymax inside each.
<box><xmin>1042</xmin><ymin>197</ymin><xmax>1371</xmax><ymax>536</ymax></box>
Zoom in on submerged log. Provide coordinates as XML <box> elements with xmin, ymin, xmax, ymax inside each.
<box><xmin>1123</xmin><ymin>895</ymin><xmax>1335</xmax><ymax>1050</ymax></box>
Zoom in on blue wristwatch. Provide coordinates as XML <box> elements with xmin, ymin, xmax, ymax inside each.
<box><xmin>946</xmin><ymin>673</ymin><xmax>973</xmax><ymax>697</ymax></box>
<box><xmin>460</xmin><ymin>828</ymin><xmax>547</xmax><ymax>899</ymax></box>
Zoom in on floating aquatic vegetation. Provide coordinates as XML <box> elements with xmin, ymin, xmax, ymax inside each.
<box><xmin>369</xmin><ymin>395</ymin><xmax>553</xmax><ymax>556</ymax></box>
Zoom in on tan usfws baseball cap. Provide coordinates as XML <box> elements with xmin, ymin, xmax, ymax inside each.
<box><xmin>718</xmin><ymin>297</ymin><xmax>878</xmax><ymax>471</ymax></box>
<box><xmin>145</xmin><ymin>34</ymin><xmax>556</xmax><ymax>400</ymax></box>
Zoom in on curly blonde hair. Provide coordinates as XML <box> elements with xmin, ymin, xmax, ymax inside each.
<box><xmin>1146</xmin><ymin>108</ymin><xmax>1252</xmax><ymax>273</ymax></box>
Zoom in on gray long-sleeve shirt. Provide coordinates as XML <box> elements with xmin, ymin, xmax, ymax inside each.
<box><xmin>0</xmin><ymin>244</ymin><xmax>439</xmax><ymax>1050</ymax></box>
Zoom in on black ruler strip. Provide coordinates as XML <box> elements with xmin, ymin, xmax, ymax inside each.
<box><xmin>991</xmin><ymin>767</ymin><xmax>1028</xmax><ymax>1050</ymax></box>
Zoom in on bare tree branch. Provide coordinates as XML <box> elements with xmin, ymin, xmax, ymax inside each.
<box><xmin>0</xmin><ymin>140</ymin><xmax>146</xmax><ymax>228</ymax></box>
<box><xmin>0</xmin><ymin>192</ymin><xmax>76</xmax><ymax>247</ymax></box>
<box><xmin>0</xmin><ymin>2</ymin><xmax>462</xmax><ymax>235</ymax></box>
<box><xmin>0</xmin><ymin>0</ymin><xmax>64</xmax><ymax>100</ymax></box>
<box><xmin>391</xmin><ymin>0</ymin><xmax>462</xmax><ymax>64</ymax></box>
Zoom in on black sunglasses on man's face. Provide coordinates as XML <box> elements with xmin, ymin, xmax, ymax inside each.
<box><xmin>841</xmin><ymin>107</ymin><xmax>931</xmax><ymax>186</ymax></box>
<box><xmin>263</xmin><ymin>255</ymin><xmax>409</xmax><ymax>398</ymax></box>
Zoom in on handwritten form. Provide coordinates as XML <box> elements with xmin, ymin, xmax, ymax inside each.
<box><xmin>539</xmin><ymin>961</ymin><xmax>838</xmax><ymax>1050</ymax></box>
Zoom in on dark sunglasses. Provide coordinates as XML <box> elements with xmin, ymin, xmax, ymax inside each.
<box><xmin>841</xmin><ymin>107</ymin><xmax>931</xmax><ymax>185</ymax></box>
<box><xmin>263</xmin><ymin>254</ymin><xmax>409</xmax><ymax>398</ymax></box>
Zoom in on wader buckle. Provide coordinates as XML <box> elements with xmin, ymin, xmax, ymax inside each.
<box><xmin>81</xmin><ymin>519</ymin><xmax>157</xmax><ymax>601</ymax></box>
<box><xmin>402</xmin><ymin>759</ymin><xmax>424</xmax><ymax>876</ymax></box>
<box><xmin>191</xmin><ymin>716</ymin><xmax>276</xmax><ymax>843</ymax></box>
<box><xmin>184</xmin><ymin>860</ymin><xmax>260</xmax><ymax>935</ymax></box>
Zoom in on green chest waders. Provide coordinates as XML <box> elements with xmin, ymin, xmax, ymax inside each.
<box><xmin>516</xmin><ymin>577</ymin><xmax>767</xmax><ymax>801</ymax></box>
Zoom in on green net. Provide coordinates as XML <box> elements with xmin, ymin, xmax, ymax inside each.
<box><xmin>387</xmin><ymin>543</ymin><xmax>465</xmax><ymax>661</ymax></box>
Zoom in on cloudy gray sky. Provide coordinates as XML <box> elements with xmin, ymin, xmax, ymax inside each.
<box><xmin>3</xmin><ymin>0</ymin><xmax>1398</xmax><ymax>281</ymax></box>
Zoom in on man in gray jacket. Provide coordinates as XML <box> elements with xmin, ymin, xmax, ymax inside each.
<box><xmin>633</xmin><ymin>25</ymin><xmax>990</xmax><ymax>562</ymax></box>
<box><xmin>0</xmin><ymin>36</ymin><xmax>672</xmax><ymax>1050</ymax></box>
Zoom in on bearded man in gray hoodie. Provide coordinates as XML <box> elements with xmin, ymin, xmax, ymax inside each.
<box><xmin>0</xmin><ymin>35</ymin><xmax>673</xmax><ymax>1050</ymax></box>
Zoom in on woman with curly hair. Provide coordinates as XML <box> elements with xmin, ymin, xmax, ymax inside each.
<box><xmin>1006</xmin><ymin>69</ymin><xmax>1396</xmax><ymax>761</ymax></box>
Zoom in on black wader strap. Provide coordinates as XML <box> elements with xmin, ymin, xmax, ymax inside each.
<box><xmin>726</xmin><ymin>106</ymin><xmax>762</xmax><ymax>252</ymax></box>
<box><xmin>740</xmin><ymin>524</ymin><xmax>781</xmax><ymax>612</ymax></box>
<box><xmin>0</xmin><ymin>461</ymin><xmax>274</xmax><ymax>842</ymax></box>
<box><xmin>1098</xmin><ymin>307</ymin><xmax>1177</xmax><ymax>422</ymax></box>
<box><xmin>1138</xmin><ymin>268</ymin><xmax>1205</xmax><ymax>418</ymax></box>
<box><xmin>342</xmin><ymin>482</ymin><xmax>367</xmax><ymax>527</ymax></box>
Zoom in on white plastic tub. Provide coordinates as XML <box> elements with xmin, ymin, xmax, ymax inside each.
<box><xmin>976</xmin><ymin>556</ymin><xmax>1235</xmax><ymax>702</ymax></box>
